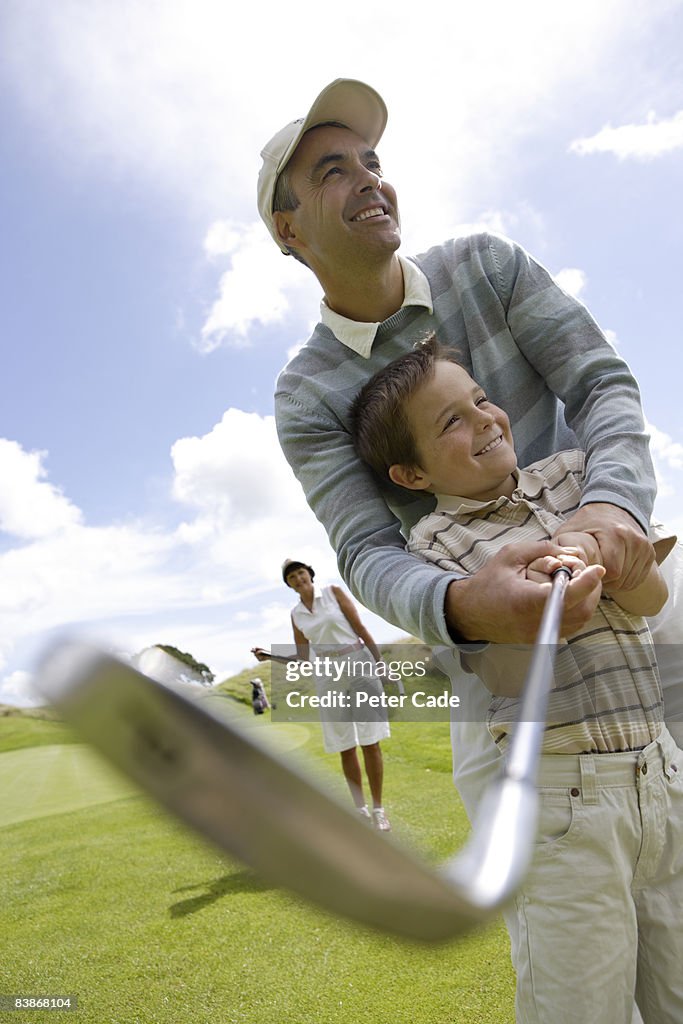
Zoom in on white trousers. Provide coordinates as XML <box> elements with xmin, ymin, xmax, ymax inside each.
<box><xmin>510</xmin><ymin>727</ymin><xmax>683</xmax><ymax>1023</ymax></box>
<box><xmin>442</xmin><ymin>539</ymin><xmax>683</xmax><ymax>1024</ymax></box>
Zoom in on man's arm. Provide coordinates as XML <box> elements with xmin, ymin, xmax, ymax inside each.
<box><xmin>489</xmin><ymin>234</ymin><xmax>657</xmax><ymax>587</ymax></box>
<box><xmin>492</xmin><ymin>233</ymin><xmax>656</xmax><ymax>532</ymax></box>
<box><xmin>277</xmin><ymin>394</ymin><xmax>457</xmax><ymax>645</ymax></box>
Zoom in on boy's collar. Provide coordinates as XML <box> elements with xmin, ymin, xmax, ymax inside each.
<box><xmin>434</xmin><ymin>467</ymin><xmax>529</xmax><ymax>513</ymax></box>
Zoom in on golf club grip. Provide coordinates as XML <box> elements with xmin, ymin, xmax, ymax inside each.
<box><xmin>533</xmin><ymin>564</ymin><xmax>573</xmax><ymax>648</ymax></box>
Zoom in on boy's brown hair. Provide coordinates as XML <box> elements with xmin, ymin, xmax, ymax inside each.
<box><xmin>350</xmin><ymin>334</ymin><xmax>462</xmax><ymax>479</ymax></box>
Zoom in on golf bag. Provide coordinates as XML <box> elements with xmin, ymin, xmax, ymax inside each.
<box><xmin>251</xmin><ymin>678</ymin><xmax>270</xmax><ymax>715</ymax></box>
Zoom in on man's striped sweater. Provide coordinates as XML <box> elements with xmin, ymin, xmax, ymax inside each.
<box><xmin>275</xmin><ymin>233</ymin><xmax>655</xmax><ymax>647</ymax></box>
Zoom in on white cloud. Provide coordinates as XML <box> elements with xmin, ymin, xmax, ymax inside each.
<box><xmin>170</xmin><ymin>407</ymin><xmax>335</xmax><ymax>582</ymax></box>
<box><xmin>0</xmin><ymin>408</ymin><xmax>356</xmax><ymax>704</ymax></box>
<box><xmin>647</xmin><ymin>419</ymin><xmax>683</xmax><ymax>474</ymax></box>
<box><xmin>0</xmin><ymin>522</ymin><xmax>180</xmax><ymax>632</ymax></box>
<box><xmin>645</xmin><ymin>419</ymin><xmax>683</xmax><ymax>542</ymax></box>
<box><xmin>198</xmin><ymin>221</ymin><xmax>320</xmax><ymax>351</ymax></box>
<box><xmin>0</xmin><ymin>670</ymin><xmax>34</xmax><ymax>705</ymax></box>
<box><xmin>203</xmin><ymin>221</ymin><xmax>246</xmax><ymax>259</ymax></box>
<box><xmin>0</xmin><ymin>512</ymin><xmax>201</xmax><ymax>704</ymax></box>
<box><xmin>450</xmin><ymin>210</ymin><xmax>512</xmax><ymax>240</ymax></box>
<box><xmin>0</xmin><ymin>439</ymin><xmax>83</xmax><ymax>539</ymax></box>
<box><xmin>553</xmin><ymin>268</ymin><xmax>588</xmax><ymax>299</ymax></box>
<box><xmin>570</xmin><ymin>110</ymin><xmax>683</xmax><ymax>160</ymax></box>
<box><xmin>172</xmin><ymin>408</ymin><xmax>302</xmax><ymax>522</ymax></box>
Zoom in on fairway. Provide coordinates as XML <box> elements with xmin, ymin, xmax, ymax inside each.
<box><xmin>0</xmin><ymin>711</ymin><xmax>515</xmax><ymax>1023</ymax></box>
<box><xmin>0</xmin><ymin>713</ymin><xmax>314</xmax><ymax>830</ymax></box>
<box><xmin>0</xmin><ymin>743</ymin><xmax>137</xmax><ymax>827</ymax></box>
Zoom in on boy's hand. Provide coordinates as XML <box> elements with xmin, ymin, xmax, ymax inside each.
<box><xmin>525</xmin><ymin>550</ymin><xmax>588</xmax><ymax>584</ymax></box>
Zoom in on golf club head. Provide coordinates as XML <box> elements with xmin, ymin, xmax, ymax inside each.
<box><xmin>35</xmin><ymin>640</ymin><xmax>538</xmax><ymax>942</ymax></box>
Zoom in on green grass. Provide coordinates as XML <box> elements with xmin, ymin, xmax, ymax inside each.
<box><xmin>0</xmin><ymin>712</ymin><xmax>78</xmax><ymax>754</ymax></box>
<box><xmin>0</xmin><ymin>703</ymin><xmax>515</xmax><ymax>1023</ymax></box>
<box><xmin>214</xmin><ymin>662</ymin><xmax>274</xmax><ymax>707</ymax></box>
<box><xmin>0</xmin><ymin>745</ymin><xmax>137</xmax><ymax>828</ymax></box>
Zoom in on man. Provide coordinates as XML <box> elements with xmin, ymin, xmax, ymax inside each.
<box><xmin>257</xmin><ymin>80</ymin><xmax>655</xmax><ymax>652</ymax></box>
<box><xmin>257</xmin><ymin>80</ymin><xmax>665</xmax><ymax>1021</ymax></box>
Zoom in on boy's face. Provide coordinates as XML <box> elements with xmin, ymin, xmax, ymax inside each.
<box><xmin>392</xmin><ymin>361</ymin><xmax>517</xmax><ymax>501</ymax></box>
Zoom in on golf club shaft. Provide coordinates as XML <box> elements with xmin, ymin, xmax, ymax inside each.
<box><xmin>441</xmin><ymin>565</ymin><xmax>573</xmax><ymax>908</ymax></box>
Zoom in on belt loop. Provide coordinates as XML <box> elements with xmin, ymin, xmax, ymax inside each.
<box><xmin>579</xmin><ymin>755</ymin><xmax>598</xmax><ymax>804</ymax></box>
<box><xmin>660</xmin><ymin>730</ymin><xmax>677</xmax><ymax>780</ymax></box>
<box><xmin>657</xmin><ymin>736</ymin><xmax>668</xmax><ymax>778</ymax></box>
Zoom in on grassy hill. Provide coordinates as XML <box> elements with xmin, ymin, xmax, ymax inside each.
<box><xmin>0</xmin><ymin>708</ymin><xmax>79</xmax><ymax>754</ymax></box>
<box><xmin>0</xmin><ymin>659</ymin><xmax>515</xmax><ymax>1024</ymax></box>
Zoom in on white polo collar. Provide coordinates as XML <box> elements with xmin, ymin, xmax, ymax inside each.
<box><xmin>434</xmin><ymin>468</ymin><xmax>533</xmax><ymax>514</ymax></box>
<box><xmin>319</xmin><ymin>255</ymin><xmax>433</xmax><ymax>358</ymax></box>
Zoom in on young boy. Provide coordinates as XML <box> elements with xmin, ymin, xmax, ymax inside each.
<box><xmin>350</xmin><ymin>335</ymin><xmax>683</xmax><ymax>1023</ymax></box>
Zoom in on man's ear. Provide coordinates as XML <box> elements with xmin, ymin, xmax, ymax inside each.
<box><xmin>388</xmin><ymin>463</ymin><xmax>431</xmax><ymax>491</ymax></box>
<box><xmin>272</xmin><ymin>210</ymin><xmax>298</xmax><ymax>248</ymax></box>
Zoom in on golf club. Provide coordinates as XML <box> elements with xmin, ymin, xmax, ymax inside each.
<box><xmin>35</xmin><ymin>567</ymin><xmax>571</xmax><ymax>943</ymax></box>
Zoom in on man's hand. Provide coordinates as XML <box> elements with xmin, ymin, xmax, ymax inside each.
<box><xmin>445</xmin><ymin>540</ymin><xmax>605</xmax><ymax>643</ymax></box>
<box><xmin>553</xmin><ymin>503</ymin><xmax>654</xmax><ymax>591</ymax></box>
<box><xmin>552</xmin><ymin>531</ymin><xmax>601</xmax><ymax>568</ymax></box>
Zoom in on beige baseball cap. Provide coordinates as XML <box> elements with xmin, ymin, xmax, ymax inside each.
<box><xmin>257</xmin><ymin>78</ymin><xmax>388</xmax><ymax>253</ymax></box>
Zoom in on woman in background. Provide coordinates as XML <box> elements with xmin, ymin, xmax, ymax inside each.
<box><xmin>252</xmin><ymin>558</ymin><xmax>391</xmax><ymax>830</ymax></box>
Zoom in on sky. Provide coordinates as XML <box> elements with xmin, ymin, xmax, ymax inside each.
<box><xmin>1</xmin><ymin>0</ymin><xmax>682</xmax><ymax>705</ymax></box>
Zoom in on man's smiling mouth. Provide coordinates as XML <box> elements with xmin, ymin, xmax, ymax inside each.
<box><xmin>352</xmin><ymin>207</ymin><xmax>386</xmax><ymax>223</ymax></box>
<box><xmin>475</xmin><ymin>435</ymin><xmax>503</xmax><ymax>456</ymax></box>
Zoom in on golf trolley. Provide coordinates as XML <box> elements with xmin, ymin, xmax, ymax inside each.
<box><xmin>250</xmin><ymin>677</ymin><xmax>270</xmax><ymax>715</ymax></box>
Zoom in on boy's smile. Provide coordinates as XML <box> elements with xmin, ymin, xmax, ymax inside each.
<box><xmin>391</xmin><ymin>360</ymin><xmax>518</xmax><ymax>501</ymax></box>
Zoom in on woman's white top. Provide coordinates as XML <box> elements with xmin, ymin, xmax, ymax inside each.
<box><xmin>290</xmin><ymin>586</ymin><xmax>358</xmax><ymax>651</ymax></box>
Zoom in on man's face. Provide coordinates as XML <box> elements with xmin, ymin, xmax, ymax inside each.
<box><xmin>397</xmin><ymin>361</ymin><xmax>517</xmax><ymax>501</ymax></box>
<box><xmin>274</xmin><ymin>124</ymin><xmax>401</xmax><ymax>274</ymax></box>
